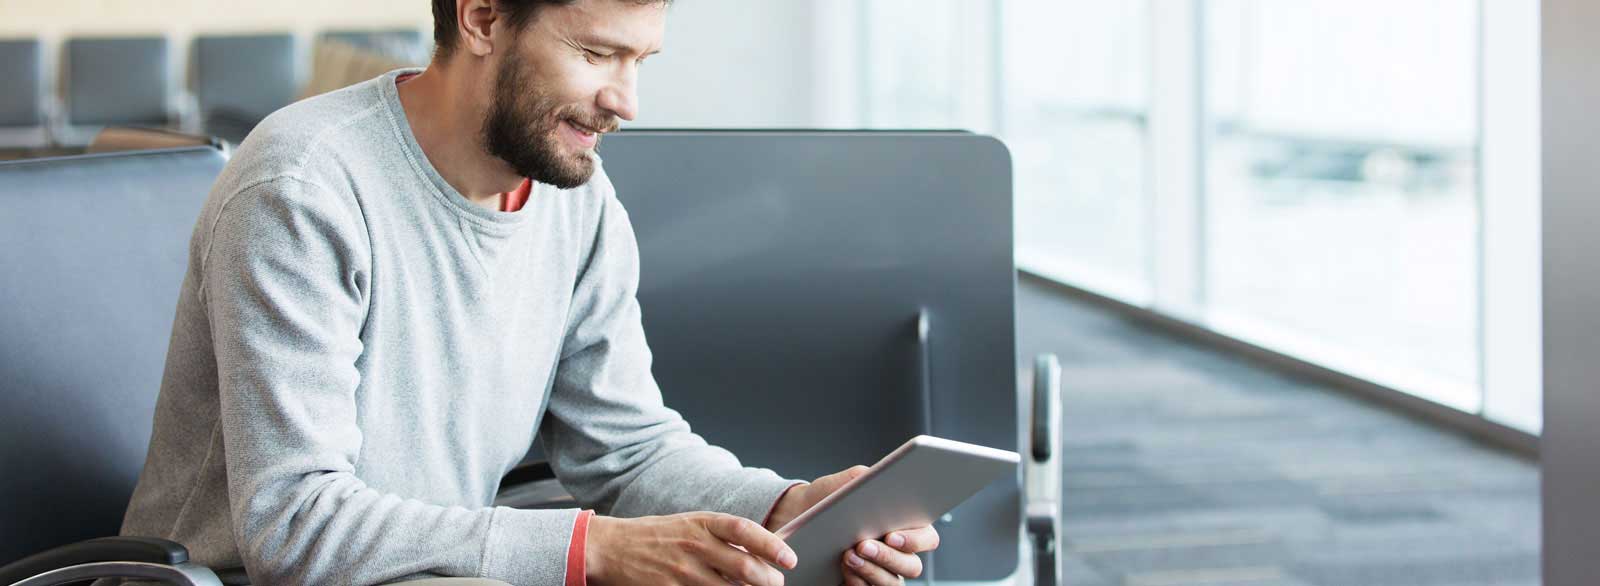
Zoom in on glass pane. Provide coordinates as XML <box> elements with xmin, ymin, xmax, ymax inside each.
<box><xmin>1004</xmin><ymin>1</ymin><xmax>1150</xmax><ymax>297</ymax></box>
<box><xmin>1203</xmin><ymin>0</ymin><xmax>1482</xmax><ymax>409</ymax></box>
<box><xmin>862</xmin><ymin>0</ymin><xmax>991</xmax><ymax>130</ymax></box>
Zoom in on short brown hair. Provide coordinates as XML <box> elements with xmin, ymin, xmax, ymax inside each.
<box><xmin>430</xmin><ymin>0</ymin><xmax>667</xmax><ymax>62</ymax></box>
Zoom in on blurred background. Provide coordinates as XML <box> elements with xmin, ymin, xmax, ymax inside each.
<box><xmin>0</xmin><ymin>1</ymin><xmax>1547</xmax><ymax>584</ymax></box>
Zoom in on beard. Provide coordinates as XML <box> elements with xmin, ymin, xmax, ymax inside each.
<box><xmin>482</xmin><ymin>49</ymin><xmax>614</xmax><ymax>189</ymax></box>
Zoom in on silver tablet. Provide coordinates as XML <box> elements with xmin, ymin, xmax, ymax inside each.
<box><xmin>774</xmin><ymin>435</ymin><xmax>1020</xmax><ymax>586</ymax></box>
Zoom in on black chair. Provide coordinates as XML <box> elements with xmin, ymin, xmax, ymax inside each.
<box><xmin>192</xmin><ymin>34</ymin><xmax>297</xmax><ymax>144</ymax></box>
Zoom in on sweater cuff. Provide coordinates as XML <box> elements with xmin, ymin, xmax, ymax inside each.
<box><xmin>564</xmin><ymin>510</ymin><xmax>594</xmax><ymax>586</ymax></box>
<box><xmin>719</xmin><ymin>471</ymin><xmax>807</xmax><ymax>527</ymax></box>
<box><xmin>481</xmin><ymin>506</ymin><xmax>582</xmax><ymax>585</ymax></box>
<box><xmin>762</xmin><ymin>483</ymin><xmax>803</xmax><ymax>530</ymax></box>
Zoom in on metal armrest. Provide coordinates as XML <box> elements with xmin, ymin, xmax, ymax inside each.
<box><xmin>494</xmin><ymin>459</ymin><xmax>578</xmax><ymax>510</ymax></box>
<box><xmin>0</xmin><ymin>536</ymin><xmax>221</xmax><ymax>586</ymax></box>
<box><xmin>1025</xmin><ymin>353</ymin><xmax>1062</xmax><ymax>586</ymax></box>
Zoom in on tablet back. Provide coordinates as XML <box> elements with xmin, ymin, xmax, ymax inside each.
<box><xmin>778</xmin><ymin>436</ymin><xmax>1021</xmax><ymax>586</ymax></box>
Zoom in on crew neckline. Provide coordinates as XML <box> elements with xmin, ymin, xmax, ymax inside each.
<box><xmin>379</xmin><ymin>67</ymin><xmax>533</xmax><ymax>231</ymax></box>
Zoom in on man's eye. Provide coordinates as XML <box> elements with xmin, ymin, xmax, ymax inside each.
<box><xmin>584</xmin><ymin>49</ymin><xmax>611</xmax><ymax>62</ymax></box>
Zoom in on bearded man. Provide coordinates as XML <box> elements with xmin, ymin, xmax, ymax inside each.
<box><xmin>116</xmin><ymin>1</ymin><xmax>939</xmax><ymax>585</ymax></box>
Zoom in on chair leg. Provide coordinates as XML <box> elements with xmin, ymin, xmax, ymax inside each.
<box><xmin>1025</xmin><ymin>353</ymin><xmax>1062</xmax><ymax>586</ymax></box>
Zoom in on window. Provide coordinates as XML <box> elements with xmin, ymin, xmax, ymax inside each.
<box><xmin>1201</xmin><ymin>0</ymin><xmax>1483</xmax><ymax>409</ymax></box>
<box><xmin>849</xmin><ymin>0</ymin><xmax>1541</xmax><ymax>433</ymax></box>
<box><xmin>1003</xmin><ymin>1</ymin><xmax>1151</xmax><ymax>300</ymax></box>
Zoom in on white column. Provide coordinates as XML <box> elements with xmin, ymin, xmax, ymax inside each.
<box><xmin>1145</xmin><ymin>0</ymin><xmax>1204</xmax><ymax>318</ymax></box>
<box><xmin>1480</xmin><ymin>0</ymin><xmax>1543</xmax><ymax>433</ymax></box>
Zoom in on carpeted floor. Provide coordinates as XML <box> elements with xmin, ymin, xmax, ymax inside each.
<box><xmin>1015</xmin><ymin>273</ymin><xmax>1540</xmax><ymax>586</ymax></box>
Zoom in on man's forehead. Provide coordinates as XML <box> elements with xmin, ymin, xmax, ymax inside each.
<box><xmin>540</xmin><ymin>0</ymin><xmax>667</xmax><ymax>55</ymax></box>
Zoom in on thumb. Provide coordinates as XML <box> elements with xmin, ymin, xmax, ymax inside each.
<box><xmin>810</xmin><ymin>465</ymin><xmax>870</xmax><ymax>495</ymax></box>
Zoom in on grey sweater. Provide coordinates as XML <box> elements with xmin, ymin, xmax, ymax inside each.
<box><xmin>119</xmin><ymin>68</ymin><xmax>798</xmax><ymax>586</ymax></box>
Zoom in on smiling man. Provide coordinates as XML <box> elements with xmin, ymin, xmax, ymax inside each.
<box><xmin>117</xmin><ymin>1</ymin><xmax>937</xmax><ymax>585</ymax></box>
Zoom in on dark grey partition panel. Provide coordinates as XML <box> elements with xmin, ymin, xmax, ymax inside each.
<box><xmin>0</xmin><ymin>147</ymin><xmax>227</xmax><ymax>565</ymax></box>
<box><xmin>193</xmin><ymin>34</ymin><xmax>297</xmax><ymax>143</ymax></box>
<box><xmin>600</xmin><ymin>131</ymin><xmax>1019</xmax><ymax>581</ymax></box>
<box><xmin>0</xmin><ymin>39</ymin><xmax>44</xmax><ymax>127</ymax></box>
<box><xmin>64</xmin><ymin>37</ymin><xmax>170</xmax><ymax>126</ymax></box>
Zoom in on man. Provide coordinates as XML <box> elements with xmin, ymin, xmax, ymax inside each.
<box><xmin>118</xmin><ymin>1</ymin><xmax>938</xmax><ymax>585</ymax></box>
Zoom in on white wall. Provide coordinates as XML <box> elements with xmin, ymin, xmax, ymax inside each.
<box><xmin>0</xmin><ymin>0</ymin><xmax>825</xmax><ymax>129</ymax></box>
<box><xmin>633</xmin><ymin>0</ymin><xmax>820</xmax><ymax>128</ymax></box>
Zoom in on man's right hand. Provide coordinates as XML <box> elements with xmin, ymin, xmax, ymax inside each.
<box><xmin>586</xmin><ymin>512</ymin><xmax>799</xmax><ymax>586</ymax></box>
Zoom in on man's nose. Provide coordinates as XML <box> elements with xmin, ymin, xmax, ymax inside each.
<box><xmin>597</xmin><ymin>74</ymin><xmax>638</xmax><ymax>122</ymax></box>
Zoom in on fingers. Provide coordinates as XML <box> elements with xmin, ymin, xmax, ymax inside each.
<box><xmin>842</xmin><ymin>546</ymin><xmax>905</xmax><ymax>585</ymax></box>
<box><xmin>843</xmin><ymin>571</ymin><xmax>869</xmax><ymax>586</ymax></box>
<box><xmin>812</xmin><ymin>465</ymin><xmax>871</xmax><ymax>493</ymax></box>
<box><xmin>850</xmin><ymin>539</ymin><xmax>921</xmax><ymax>578</ymax></box>
<box><xmin>676</xmin><ymin>556</ymin><xmax>748</xmax><ymax>586</ymax></box>
<box><xmin>704</xmin><ymin>514</ymin><xmax>799</xmax><ymax>570</ymax></box>
<box><xmin>883</xmin><ymin>525</ymin><xmax>940</xmax><ymax>553</ymax></box>
<box><xmin>699</xmin><ymin>540</ymin><xmax>786</xmax><ymax>586</ymax></box>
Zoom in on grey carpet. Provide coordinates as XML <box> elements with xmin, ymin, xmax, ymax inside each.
<box><xmin>1016</xmin><ymin>273</ymin><xmax>1540</xmax><ymax>586</ymax></box>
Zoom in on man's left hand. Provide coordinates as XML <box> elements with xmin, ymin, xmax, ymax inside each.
<box><xmin>763</xmin><ymin>466</ymin><xmax>941</xmax><ymax>586</ymax></box>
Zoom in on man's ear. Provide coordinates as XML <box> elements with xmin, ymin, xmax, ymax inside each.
<box><xmin>457</xmin><ymin>0</ymin><xmax>499</xmax><ymax>58</ymax></box>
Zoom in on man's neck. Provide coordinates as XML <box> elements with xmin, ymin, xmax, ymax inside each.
<box><xmin>396</xmin><ymin>65</ymin><xmax>523</xmax><ymax>210</ymax></box>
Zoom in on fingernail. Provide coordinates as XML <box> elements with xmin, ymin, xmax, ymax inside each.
<box><xmin>860</xmin><ymin>541</ymin><xmax>879</xmax><ymax>558</ymax></box>
<box><xmin>779</xmin><ymin>549</ymin><xmax>797</xmax><ymax>569</ymax></box>
<box><xmin>887</xmin><ymin>533</ymin><xmax>905</xmax><ymax>548</ymax></box>
<box><xmin>845</xmin><ymin>552</ymin><xmax>865</xmax><ymax>567</ymax></box>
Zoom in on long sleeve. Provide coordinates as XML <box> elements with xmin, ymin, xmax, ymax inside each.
<box><xmin>203</xmin><ymin>176</ymin><xmax>579</xmax><ymax>586</ymax></box>
<box><xmin>538</xmin><ymin>185</ymin><xmax>802</xmax><ymax>523</ymax></box>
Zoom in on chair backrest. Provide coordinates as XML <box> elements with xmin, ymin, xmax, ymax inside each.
<box><xmin>0</xmin><ymin>147</ymin><xmax>228</xmax><ymax>565</ymax></box>
<box><xmin>0</xmin><ymin>38</ymin><xmax>44</xmax><ymax>128</ymax></box>
<box><xmin>64</xmin><ymin>37</ymin><xmax>171</xmax><ymax>127</ymax></box>
<box><xmin>597</xmin><ymin>130</ymin><xmax>1020</xmax><ymax>581</ymax></box>
<box><xmin>193</xmin><ymin>34</ymin><xmax>297</xmax><ymax>142</ymax></box>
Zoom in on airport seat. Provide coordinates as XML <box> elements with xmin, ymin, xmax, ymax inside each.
<box><xmin>61</xmin><ymin>37</ymin><xmax>173</xmax><ymax>144</ymax></box>
<box><xmin>505</xmin><ymin>130</ymin><xmax>1064</xmax><ymax>584</ymax></box>
<box><xmin>0</xmin><ymin>38</ymin><xmax>49</xmax><ymax>149</ymax></box>
<box><xmin>0</xmin><ymin>147</ymin><xmax>230</xmax><ymax>586</ymax></box>
<box><xmin>0</xmin><ymin>132</ymin><xmax>1062</xmax><ymax>585</ymax></box>
<box><xmin>192</xmin><ymin>34</ymin><xmax>297</xmax><ymax>144</ymax></box>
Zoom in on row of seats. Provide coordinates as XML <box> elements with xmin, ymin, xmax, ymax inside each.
<box><xmin>0</xmin><ymin>30</ymin><xmax>428</xmax><ymax>148</ymax></box>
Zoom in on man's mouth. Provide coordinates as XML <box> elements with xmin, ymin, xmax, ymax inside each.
<box><xmin>561</xmin><ymin>119</ymin><xmax>602</xmax><ymax>149</ymax></box>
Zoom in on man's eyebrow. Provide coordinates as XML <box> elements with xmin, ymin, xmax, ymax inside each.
<box><xmin>578</xmin><ymin>33</ymin><xmax>660</xmax><ymax>57</ymax></box>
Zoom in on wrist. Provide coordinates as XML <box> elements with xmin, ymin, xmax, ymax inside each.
<box><xmin>585</xmin><ymin>515</ymin><xmax>611</xmax><ymax>584</ymax></box>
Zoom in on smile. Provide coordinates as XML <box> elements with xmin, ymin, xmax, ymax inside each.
<box><xmin>561</xmin><ymin>119</ymin><xmax>601</xmax><ymax>149</ymax></box>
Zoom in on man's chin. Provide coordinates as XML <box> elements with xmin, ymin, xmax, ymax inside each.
<box><xmin>530</xmin><ymin>153</ymin><xmax>595</xmax><ymax>189</ymax></box>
